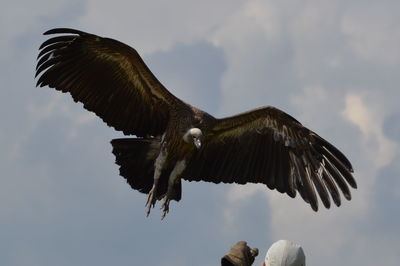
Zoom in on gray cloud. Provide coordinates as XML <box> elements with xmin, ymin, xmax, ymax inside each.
<box><xmin>383</xmin><ymin>112</ymin><xmax>400</xmax><ymax>142</ymax></box>
<box><xmin>145</xmin><ymin>41</ymin><xmax>226</xmax><ymax>115</ymax></box>
<box><xmin>1</xmin><ymin>1</ymin><xmax>400</xmax><ymax>266</ymax></box>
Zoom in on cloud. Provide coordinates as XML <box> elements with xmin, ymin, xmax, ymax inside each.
<box><xmin>342</xmin><ymin>93</ymin><xmax>397</xmax><ymax>168</ymax></box>
<box><xmin>145</xmin><ymin>41</ymin><xmax>226</xmax><ymax>114</ymax></box>
<box><xmin>341</xmin><ymin>2</ymin><xmax>400</xmax><ymax>65</ymax></box>
<box><xmin>223</xmin><ymin>184</ymin><xmax>267</xmax><ymax>228</ymax></box>
<box><xmin>0</xmin><ymin>0</ymin><xmax>83</xmax><ymax>60</ymax></box>
<box><xmin>79</xmin><ymin>0</ymin><xmax>243</xmax><ymax>55</ymax></box>
<box><xmin>383</xmin><ymin>112</ymin><xmax>400</xmax><ymax>142</ymax></box>
<box><xmin>2</xmin><ymin>0</ymin><xmax>400</xmax><ymax>265</ymax></box>
<box><xmin>209</xmin><ymin>1</ymin><xmax>299</xmax><ymax>115</ymax></box>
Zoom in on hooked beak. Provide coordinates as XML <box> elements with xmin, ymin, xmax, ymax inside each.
<box><xmin>194</xmin><ymin>139</ymin><xmax>201</xmax><ymax>149</ymax></box>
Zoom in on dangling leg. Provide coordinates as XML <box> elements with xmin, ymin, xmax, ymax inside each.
<box><xmin>146</xmin><ymin>150</ymin><xmax>167</xmax><ymax>216</ymax></box>
<box><xmin>161</xmin><ymin>160</ymin><xmax>186</xmax><ymax>219</ymax></box>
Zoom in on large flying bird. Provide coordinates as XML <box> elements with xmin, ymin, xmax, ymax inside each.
<box><xmin>36</xmin><ymin>28</ymin><xmax>356</xmax><ymax>218</ymax></box>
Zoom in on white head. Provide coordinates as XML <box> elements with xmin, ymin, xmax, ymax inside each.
<box><xmin>183</xmin><ymin>128</ymin><xmax>203</xmax><ymax>149</ymax></box>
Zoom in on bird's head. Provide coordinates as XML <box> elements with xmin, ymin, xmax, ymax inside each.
<box><xmin>183</xmin><ymin>128</ymin><xmax>203</xmax><ymax>149</ymax></box>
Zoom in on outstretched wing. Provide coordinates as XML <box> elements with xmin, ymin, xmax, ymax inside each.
<box><xmin>183</xmin><ymin>106</ymin><xmax>356</xmax><ymax>211</ymax></box>
<box><xmin>36</xmin><ymin>28</ymin><xmax>181</xmax><ymax>137</ymax></box>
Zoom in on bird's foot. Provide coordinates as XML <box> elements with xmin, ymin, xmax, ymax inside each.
<box><xmin>145</xmin><ymin>186</ymin><xmax>157</xmax><ymax>217</ymax></box>
<box><xmin>161</xmin><ymin>197</ymin><xmax>170</xmax><ymax>220</ymax></box>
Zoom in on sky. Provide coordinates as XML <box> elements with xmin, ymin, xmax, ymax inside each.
<box><xmin>1</xmin><ymin>0</ymin><xmax>399</xmax><ymax>265</ymax></box>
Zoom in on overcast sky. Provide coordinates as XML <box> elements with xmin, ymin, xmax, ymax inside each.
<box><xmin>1</xmin><ymin>0</ymin><xmax>399</xmax><ymax>265</ymax></box>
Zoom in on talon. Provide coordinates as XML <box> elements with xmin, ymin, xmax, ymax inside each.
<box><xmin>161</xmin><ymin>197</ymin><xmax>170</xmax><ymax>219</ymax></box>
<box><xmin>146</xmin><ymin>186</ymin><xmax>157</xmax><ymax>217</ymax></box>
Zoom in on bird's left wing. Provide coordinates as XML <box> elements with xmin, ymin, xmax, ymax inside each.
<box><xmin>183</xmin><ymin>106</ymin><xmax>356</xmax><ymax>211</ymax></box>
<box><xmin>36</xmin><ymin>28</ymin><xmax>181</xmax><ymax>137</ymax></box>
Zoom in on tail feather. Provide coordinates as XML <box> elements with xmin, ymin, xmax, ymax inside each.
<box><xmin>111</xmin><ymin>138</ymin><xmax>160</xmax><ymax>195</ymax></box>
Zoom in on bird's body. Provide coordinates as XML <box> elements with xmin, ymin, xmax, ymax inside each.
<box><xmin>141</xmin><ymin>105</ymin><xmax>215</xmax><ymax>216</ymax></box>
<box><xmin>36</xmin><ymin>28</ymin><xmax>357</xmax><ymax>218</ymax></box>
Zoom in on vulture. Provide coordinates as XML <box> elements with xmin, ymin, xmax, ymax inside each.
<box><xmin>35</xmin><ymin>28</ymin><xmax>357</xmax><ymax>218</ymax></box>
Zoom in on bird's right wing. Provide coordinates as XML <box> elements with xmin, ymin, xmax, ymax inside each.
<box><xmin>36</xmin><ymin>28</ymin><xmax>181</xmax><ymax>137</ymax></box>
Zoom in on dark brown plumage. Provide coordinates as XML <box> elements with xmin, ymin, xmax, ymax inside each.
<box><xmin>36</xmin><ymin>28</ymin><xmax>356</xmax><ymax>217</ymax></box>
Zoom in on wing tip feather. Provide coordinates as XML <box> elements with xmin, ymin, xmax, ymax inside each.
<box><xmin>310</xmin><ymin>202</ymin><xmax>318</xmax><ymax>212</ymax></box>
<box><xmin>44</xmin><ymin>28</ymin><xmax>87</xmax><ymax>36</ymax></box>
<box><xmin>343</xmin><ymin>191</ymin><xmax>352</xmax><ymax>201</ymax></box>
